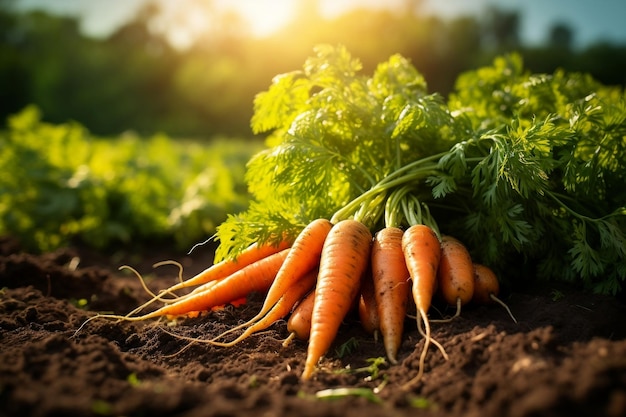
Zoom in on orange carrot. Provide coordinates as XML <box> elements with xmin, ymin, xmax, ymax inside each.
<box><xmin>301</xmin><ymin>219</ymin><xmax>372</xmax><ymax>380</ymax></box>
<box><xmin>401</xmin><ymin>224</ymin><xmax>444</xmax><ymax>386</ymax></box>
<box><xmin>245</xmin><ymin>220</ymin><xmax>332</xmax><ymax>319</ymax></box>
<box><xmin>371</xmin><ymin>226</ymin><xmax>410</xmax><ymax>364</ymax></box>
<box><xmin>262</xmin><ymin>220</ymin><xmax>331</xmax><ymax>310</ymax></box>
<box><xmin>207</xmin><ymin>218</ymin><xmax>331</xmax><ymax>343</ymax></box>
<box><xmin>403</xmin><ymin>225</ymin><xmax>440</xmax><ymax>319</ymax></box>
<box><xmin>166</xmin><ymin>239</ymin><xmax>292</xmax><ymax>293</ymax></box>
<box><xmin>358</xmin><ymin>268</ymin><xmax>380</xmax><ymax>337</ymax></box>
<box><xmin>471</xmin><ymin>264</ymin><xmax>499</xmax><ymax>304</ymax></box>
<box><xmin>436</xmin><ymin>236</ymin><xmax>475</xmax><ymax>319</ymax></box>
<box><xmin>130</xmin><ymin>268</ymin><xmax>318</xmax><ymax>352</ymax></box>
<box><xmin>208</xmin><ymin>268</ymin><xmax>318</xmax><ymax>347</ymax></box>
<box><xmin>282</xmin><ymin>289</ymin><xmax>316</xmax><ymax>347</ymax></box>
<box><xmin>119</xmin><ymin>248</ymin><xmax>290</xmax><ymax>321</ymax></box>
<box><xmin>472</xmin><ymin>264</ymin><xmax>517</xmax><ymax>323</ymax></box>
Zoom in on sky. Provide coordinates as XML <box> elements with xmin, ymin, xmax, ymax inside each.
<box><xmin>14</xmin><ymin>0</ymin><xmax>626</xmax><ymax>49</ymax></box>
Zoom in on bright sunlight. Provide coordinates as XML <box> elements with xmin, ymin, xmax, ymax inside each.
<box><xmin>156</xmin><ymin>0</ymin><xmax>405</xmax><ymax>49</ymax></box>
<box><xmin>221</xmin><ymin>0</ymin><xmax>295</xmax><ymax>37</ymax></box>
<box><xmin>159</xmin><ymin>0</ymin><xmax>296</xmax><ymax>48</ymax></box>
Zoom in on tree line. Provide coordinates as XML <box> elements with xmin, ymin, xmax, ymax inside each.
<box><xmin>1</xmin><ymin>1</ymin><xmax>625</xmax><ymax>138</ymax></box>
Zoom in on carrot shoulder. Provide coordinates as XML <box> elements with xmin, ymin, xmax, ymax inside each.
<box><xmin>302</xmin><ymin>219</ymin><xmax>372</xmax><ymax>380</ymax></box>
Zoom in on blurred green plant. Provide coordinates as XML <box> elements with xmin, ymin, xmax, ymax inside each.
<box><xmin>0</xmin><ymin>105</ymin><xmax>260</xmax><ymax>252</ymax></box>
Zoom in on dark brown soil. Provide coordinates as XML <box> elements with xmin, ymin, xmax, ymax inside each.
<box><xmin>1</xmin><ymin>236</ymin><xmax>625</xmax><ymax>417</ymax></box>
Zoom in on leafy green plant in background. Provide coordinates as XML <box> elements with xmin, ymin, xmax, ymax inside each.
<box><xmin>0</xmin><ymin>105</ymin><xmax>260</xmax><ymax>252</ymax></box>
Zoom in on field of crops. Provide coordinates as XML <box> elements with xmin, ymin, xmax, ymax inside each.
<box><xmin>0</xmin><ymin>105</ymin><xmax>262</xmax><ymax>253</ymax></box>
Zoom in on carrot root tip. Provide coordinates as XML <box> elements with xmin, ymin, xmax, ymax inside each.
<box><xmin>282</xmin><ymin>332</ymin><xmax>296</xmax><ymax>348</ymax></box>
<box><xmin>490</xmin><ymin>294</ymin><xmax>518</xmax><ymax>323</ymax></box>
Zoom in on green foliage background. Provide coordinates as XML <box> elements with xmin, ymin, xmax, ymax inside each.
<box><xmin>1</xmin><ymin>2</ymin><xmax>625</xmax><ymax>138</ymax></box>
<box><xmin>0</xmin><ymin>106</ymin><xmax>261</xmax><ymax>252</ymax></box>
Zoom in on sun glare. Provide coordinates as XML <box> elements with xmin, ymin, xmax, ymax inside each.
<box><xmin>217</xmin><ymin>0</ymin><xmax>295</xmax><ymax>38</ymax></box>
<box><xmin>161</xmin><ymin>0</ymin><xmax>404</xmax><ymax>49</ymax></box>
<box><xmin>160</xmin><ymin>0</ymin><xmax>296</xmax><ymax>48</ymax></box>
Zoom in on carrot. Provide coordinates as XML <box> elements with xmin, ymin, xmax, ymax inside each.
<box><xmin>129</xmin><ymin>240</ymin><xmax>292</xmax><ymax>317</ymax></box>
<box><xmin>403</xmin><ymin>225</ymin><xmax>440</xmax><ymax>323</ymax></box>
<box><xmin>108</xmin><ymin>248</ymin><xmax>290</xmax><ymax>321</ymax></box>
<box><xmin>401</xmin><ymin>224</ymin><xmax>446</xmax><ymax>387</ymax></box>
<box><xmin>207</xmin><ymin>268</ymin><xmax>318</xmax><ymax>347</ymax></box>
<box><xmin>301</xmin><ymin>219</ymin><xmax>372</xmax><ymax>380</ymax></box>
<box><xmin>262</xmin><ymin>219</ymin><xmax>331</xmax><ymax>308</ymax></box>
<box><xmin>471</xmin><ymin>264</ymin><xmax>500</xmax><ymax>304</ymax></box>
<box><xmin>282</xmin><ymin>289</ymin><xmax>316</xmax><ymax>347</ymax></box>
<box><xmin>357</xmin><ymin>268</ymin><xmax>380</xmax><ymax>338</ymax></box>
<box><xmin>371</xmin><ymin>226</ymin><xmax>410</xmax><ymax>364</ymax></box>
<box><xmin>436</xmin><ymin>235</ymin><xmax>475</xmax><ymax>320</ymax></box>
<box><xmin>166</xmin><ymin>239</ymin><xmax>292</xmax><ymax>293</ymax></box>
<box><xmin>139</xmin><ymin>267</ymin><xmax>317</xmax><ymax>352</ymax></box>
<box><xmin>472</xmin><ymin>264</ymin><xmax>517</xmax><ymax>323</ymax></box>
<box><xmin>216</xmin><ymin>219</ymin><xmax>332</xmax><ymax>339</ymax></box>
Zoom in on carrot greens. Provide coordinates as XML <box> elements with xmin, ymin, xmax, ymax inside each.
<box><xmin>215</xmin><ymin>45</ymin><xmax>625</xmax><ymax>295</ymax></box>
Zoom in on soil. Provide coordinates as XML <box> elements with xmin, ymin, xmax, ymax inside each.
<box><xmin>1</xmin><ymin>236</ymin><xmax>625</xmax><ymax>417</ymax></box>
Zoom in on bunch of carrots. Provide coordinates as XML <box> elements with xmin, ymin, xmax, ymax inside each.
<box><xmin>89</xmin><ymin>212</ymin><xmax>515</xmax><ymax>385</ymax></box>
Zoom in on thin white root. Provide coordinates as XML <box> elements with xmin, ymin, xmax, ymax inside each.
<box><xmin>282</xmin><ymin>332</ymin><xmax>296</xmax><ymax>347</ymax></box>
<box><xmin>152</xmin><ymin>260</ymin><xmax>187</xmax><ymax>299</ymax></box>
<box><xmin>159</xmin><ymin>325</ymin><xmax>232</xmax><ymax>347</ymax></box>
<box><xmin>431</xmin><ymin>298</ymin><xmax>462</xmax><ymax>323</ymax></box>
<box><xmin>491</xmin><ymin>294</ymin><xmax>518</xmax><ymax>323</ymax></box>
<box><xmin>207</xmin><ymin>293</ymin><xmax>287</xmax><ymax>343</ymax></box>
<box><xmin>402</xmin><ymin>309</ymin><xmax>430</xmax><ymax>389</ymax></box>
<box><xmin>117</xmin><ymin>262</ymin><xmax>222</xmax><ymax>317</ymax></box>
<box><xmin>72</xmin><ymin>311</ymin><xmax>160</xmax><ymax>338</ymax></box>
<box><xmin>158</xmin><ymin>325</ymin><xmax>275</xmax><ymax>348</ymax></box>
<box><xmin>208</xmin><ymin>317</ymin><xmax>255</xmax><ymax>342</ymax></box>
<box><xmin>72</xmin><ymin>266</ymin><xmax>182</xmax><ymax>338</ymax></box>
<box><xmin>118</xmin><ymin>265</ymin><xmax>182</xmax><ymax>316</ymax></box>
<box><xmin>119</xmin><ymin>265</ymin><xmax>158</xmax><ymax>299</ymax></box>
<box><xmin>426</xmin><ymin>334</ymin><xmax>448</xmax><ymax>361</ymax></box>
<box><xmin>415</xmin><ymin>310</ymin><xmax>449</xmax><ymax>361</ymax></box>
<box><xmin>162</xmin><ymin>340</ymin><xmax>196</xmax><ymax>358</ymax></box>
<box><xmin>402</xmin><ymin>307</ymin><xmax>449</xmax><ymax>390</ymax></box>
<box><xmin>152</xmin><ymin>260</ymin><xmax>185</xmax><ymax>284</ymax></box>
